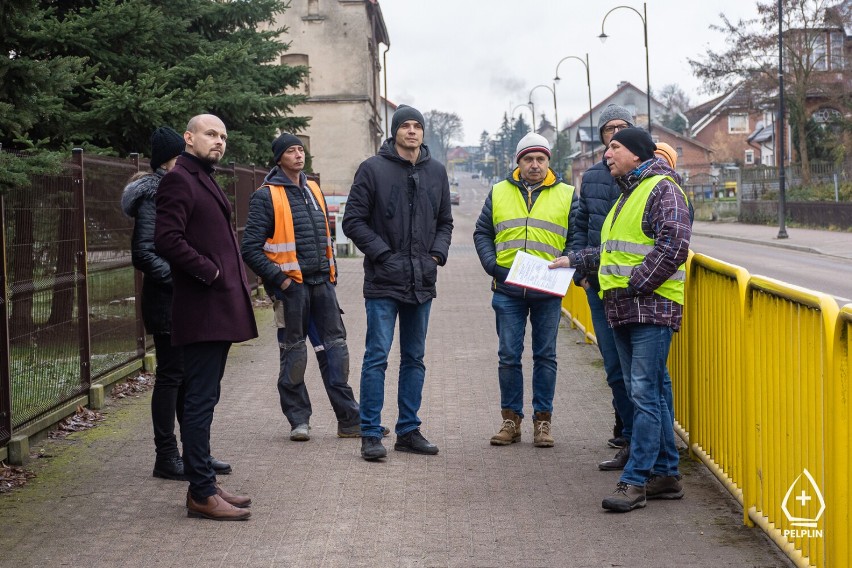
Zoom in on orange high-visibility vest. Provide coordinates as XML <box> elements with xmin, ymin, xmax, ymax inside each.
<box><xmin>262</xmin><ymin>180</ymin><xmax>335</xmax><ymax>283</ymax></box>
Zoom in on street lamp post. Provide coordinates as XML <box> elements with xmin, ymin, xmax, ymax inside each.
<box><xmin>529</xmin><ymin>84</ymin><xmax>557</xmax><ymax>163</ymax></box>
<box><xmin>511</xmin><ymin>103</ymin><xmax>535</xmax><ymax>132</ymax></box>
<box><xmin>599</xmin><ymin>2</ymin><xmax>651</xmax><ymax>133</ymax></box>
<box><xmin>555</xmin><ymin>53</ymin><xmax>594</xmax><ymax>163</ymax></box>
<box><xmin>776</xmin><ymin>0</ymin><xmax>788</xmax><ymax>239</ymax></box>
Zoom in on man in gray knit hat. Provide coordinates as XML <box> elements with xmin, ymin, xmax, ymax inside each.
<box><xmin>570</xmin><ymin>103</ymin><xmax>636</xmax><ymax>471</ymax></box>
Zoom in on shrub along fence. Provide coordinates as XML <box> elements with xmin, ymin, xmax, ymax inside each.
<box><xmin>0</xmin><ymin>150</ymin><xmax>267</xmax><ymax>450</ymax></box>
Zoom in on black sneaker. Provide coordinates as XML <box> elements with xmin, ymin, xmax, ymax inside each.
<box><xmin>602</xmin><ymin>482</ymin><xmax>646</xmax><ymax>512</ymax></box>
<box><xmin>153</xmin><ymin>456</ymin><xmax>186</xmax><ymax>481</ymax></box>
<box><xmin>607</xmin><ymin>436</ymin><xmax>628</xmax><ymax>449</ymax></box>
<box><xmin>598</xmin><ymin>446</ymin><xmax>630</xmax><ymax>471</ymax></box>
<box><xmin>361</xmin><ymin>436</ymin><xmax>387</xmax><ymax>461</ymax></box>
<box><xmin>394</xmin><ymin>429</ymin><xmax>439</xmax><ymax>455</ymax></box>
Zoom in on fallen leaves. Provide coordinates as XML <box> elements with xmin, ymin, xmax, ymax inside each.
<box><xmin>48</xmin><ymin>405</ymin><xmax>105</xmax><ymax>439</ymax></box>
<box><xmin>0</xmin><ymin>462</ymin><xmax>36</xmax><ymax>493</ymax></box>
<box><xmin>109</xmin><ymin>372</ymin><xmax>154</xmax><ymax>399</ymax></box>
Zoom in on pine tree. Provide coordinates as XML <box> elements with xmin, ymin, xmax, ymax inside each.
<box><xmin>4</xmin><ymin>0</ymin><xmax>308</xmax><ymax>164</ymax></box>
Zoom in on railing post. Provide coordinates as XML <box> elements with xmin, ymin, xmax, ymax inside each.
<box><xmin>0</xmin><ymin>192</ymin><xmax>12</xmax><ymax>445</ymax></box>
<box><xmin>128</xmin><ymin>153</ymin><xmax>147</xmax><ymax>357</ymax></box>
<box><xmin>72</xmin><ymin>148</ymin><xmax>92</xmax><ymax>387</ymax></box>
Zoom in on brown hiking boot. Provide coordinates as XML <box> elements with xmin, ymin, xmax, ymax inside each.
<box><xmin>646</xmin><ymin>475</ymin><xmax>684</xmax><ymax>500</ymax></box>
<box><xmin>533</xmin><ymin>411</ymin><xmax>554</xmax><ymax>448</ymax></box>
<box><xmin>490</xmin><ymin>410</ymin><xmax>522</xmax><ymax>446</ymax></box>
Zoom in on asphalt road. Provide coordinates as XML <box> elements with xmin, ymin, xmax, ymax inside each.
<box><xmin>452</xmin><ymin>172</ymin><xmax>852</xmax><ymax>303</ymax></box>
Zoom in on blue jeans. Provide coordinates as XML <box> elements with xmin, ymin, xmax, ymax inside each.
<box><xmin>612</xmin><ymin>324</ymin><xmax>680</xmax><ymax>486</ymax></box>
<box><xmin>491</xmin><ymin>292</ymin><xmax>562</xmax><ymax>417</ymax></box>
<box><xmin>359</xmin><ymin>298</ymin><xmax>432</xmax><ymax>437</ymax></box>
<box><xmin>585</xmin><ymin>287</ymin><xmax>633</xmax><ymax>440</ymax></box>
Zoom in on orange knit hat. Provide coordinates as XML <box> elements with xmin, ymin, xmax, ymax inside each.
<box><xmin>654</xmin><ymin>142</ymin><xmax>678</xmax><ymax>169</ymax></box>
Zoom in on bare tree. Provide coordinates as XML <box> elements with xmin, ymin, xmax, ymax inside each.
<box><xmin>690</xmin><ymin>0</ymin><xmax>846</xmax><ymax>183</ymax></box>
<box><xmin>423</xmin><ymin>110</ymin><xmax>464</xmax><ymax>165</ymax></box>
<box><xmin>658</xmin><ymin>84</ymin><xmax>691</xmax><ymax>132</ymax></box>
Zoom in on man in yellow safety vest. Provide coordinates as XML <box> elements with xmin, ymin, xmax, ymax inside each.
<box><xmin>550</xmin><ymin>127</ymin><xmax>691</xmax><ymax>513</ymax></box>
<box><xmin>474</xmin><ymin>132</ymin><xmax>577</xmax><ymax>449</ymax></box>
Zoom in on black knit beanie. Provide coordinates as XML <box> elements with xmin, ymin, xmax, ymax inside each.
<box><xmin>272</xmin><ymin>133</ymin><xmax>303</xmax><ymax>164</ymax></box>
<box><xmin>611</xmin><ymin>127</ymin><xmax>656</xmax><ymax>162</ymax></box>
<box><xmin>390</xmin><ymin>104</ymin><xmax>425</xmax><ymax>139</ymax></box>
<box><xmin>149</xmin><ymin>127</ymin><xmax>185</xmax><ymax>171</ymax></box>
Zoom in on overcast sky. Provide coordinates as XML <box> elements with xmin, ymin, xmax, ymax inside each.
<box><xmin>378</xmin><ymin>0</ymin><xmax>763</xmax><ymax>146</ymax></box>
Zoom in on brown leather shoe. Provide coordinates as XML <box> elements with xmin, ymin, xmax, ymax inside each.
<box><xmin>186</xmin><ymin>493</ymin><xmax>251</xmax><ymax>521</ymax></box>
<box><xmin>216</xmin><ymin>485</ymin><xmax>251</xmax><ymax>508</ymax></box>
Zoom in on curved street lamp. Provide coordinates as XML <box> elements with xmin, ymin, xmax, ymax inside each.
<box><xmin>529</xmin><ymin>84</ymin><xmax>556</xmax><ymax>160</ymax></box>
<box><xmin>511</xmin><ymin>102</ymin><xmax>535</xmax><ymax>132</ymax></box>
<box><xmin>599</xmin><ymin>2</ymin><xmax>651</xmax><ymax>133</ymax></box>
<box><xmin>555</xmin><ymin>53</ymin><xmax>595</xmax><ymax>163</ymax></box>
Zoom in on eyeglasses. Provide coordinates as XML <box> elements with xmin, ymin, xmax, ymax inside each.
<box><xmin>602</xmin><ymin>123</ymin><xmax>630</xmax><ymax>134</ymax></box>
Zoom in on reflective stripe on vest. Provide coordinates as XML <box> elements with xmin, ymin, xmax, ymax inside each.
<box><xmin>491</xmin><ymin>179</ymin><xmax>574</xmax><ymax>267</ymax></box>
<box><xmin>598</xmin><ymin>174</ymin><xmax>687</xmax><ymax>304</ymax></box>
<box><xmin>262</xmin><ymin>179</ymin><xmax>336</xmax><ymax>283</ymax></box>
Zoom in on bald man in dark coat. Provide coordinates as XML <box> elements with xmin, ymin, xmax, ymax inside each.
<box><xmin>155</xmin><ymin>114</ymin><xmax>258</xmax><ymax>521</ymax></box>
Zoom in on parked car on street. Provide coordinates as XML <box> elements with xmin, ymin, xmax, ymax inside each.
<box><xmin>450</xmin><ymin>189</ymin><xmax>460</xmax><ymax>205</ymax></box>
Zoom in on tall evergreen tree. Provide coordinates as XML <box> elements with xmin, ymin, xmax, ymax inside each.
<box><xmin>3</xmin><ymin>0</ymin><xmax>308</xmax><ymax>164</ymax></box>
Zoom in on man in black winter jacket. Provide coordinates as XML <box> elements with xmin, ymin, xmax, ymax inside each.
<box><xmin>571</xmin><ymin>104</ymin><xmax>636</xmax><ymax>471</ymax></box>
<box><xmin>241</xmin><ymin>133</ymin><xmax>359</xmax><ymax>443</ymax></box>
<box><xmin>342</xmin><ymin>105</ymin><xmax>454</xmax><ymax>461</ymax></box>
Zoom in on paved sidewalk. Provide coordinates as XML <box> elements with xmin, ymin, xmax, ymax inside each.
<box><xmin>692</xmin><ymin>220</ymin><xmax>852</xmax><ymax>260</ymax></box>
<box><xmin>0</xmin><ymin>211</ymin><xmax>794</xmax><ymax>567</ymax></box>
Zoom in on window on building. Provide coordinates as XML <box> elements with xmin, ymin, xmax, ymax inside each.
<box><xmin>744</xmin><ymin>149</ymin><xmax>755</xmax><ymax>165</ymax></box>
<box><xmin>676</xmin><ymin>146</ymin><xmax>683</xmax><ymax>157</ymax></box>
<box><xmin>812</xmin><ymin>107</ymin><xmax>842</xmax><ymax>125</ymax></box>
<box><xmin>280</xmin><ymin>53</ymin><xmax>310</xmax><ymax>95</ymax></box>
<box><xmin>308</xmin><ymin>0</ymin><xmax>319</xmax><ymax>16</ymax></box>
<box><xmin>813</xmin><ymin>31</ymin><xmax>828</xmax><ymax>71</ymax></box>
<box><xmin>829</xmin><ymin>31</ymin><xmax>844</xmax><ymax>70</ymax></box>
<box><xmin>728</xmin><ymin>113</ymin><xmax>749</xmax><ymax>134</ymax></box>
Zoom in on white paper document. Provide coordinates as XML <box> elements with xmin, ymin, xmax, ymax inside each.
<box><xmin>504</xmin><ymin>251</ymin><xmax>575</xmax><ymax>297</ymax></box>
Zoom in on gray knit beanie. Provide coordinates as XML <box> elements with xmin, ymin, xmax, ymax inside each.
<box><xmin>391</xmin><ymin>104</ymin><xmax>425</xmax><ymax>139</ymax></box>
<box><xmin>597</xmin><ymin>104</ymin><xmax>634</xmax><ymax>143</ymax></box>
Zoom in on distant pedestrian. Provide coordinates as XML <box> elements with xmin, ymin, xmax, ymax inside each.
<box><xmin>342</xmin><ymin>104</ymin><xmax>454</xmax><ymax>461</ymax></box>
<box><xmin>240</xmin><ymin>133</ymin><xmax>368</xmax><ymax>442</ymax></box>
<box><xmin>551</xmin><ymin>127</ymin><xmax>691</xmax><ymax>512</ymax></box>
<box><xmin>120</xmin><ymin>126</ymin><xmax>233</xmax><ymax>482</ymax></box>
<box><xmin>155</xmin><ymin>114</ymin><xmax>258</xmax><ymax>521</ymax></box>
<box><xmin>473</xmin><ymin>132</ymin><xmax>577</xmax><ymax>448</ymax></box>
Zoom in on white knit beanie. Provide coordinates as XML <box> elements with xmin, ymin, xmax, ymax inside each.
<box><xmin>515</xmin><ymin>133</ymin><xmax>551</xmax><ymax>162</ymax></box>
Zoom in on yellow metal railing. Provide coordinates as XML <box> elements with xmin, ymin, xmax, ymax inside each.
<box><xmin>559</xmin><ymin>253</ymin><xmax>851</xmax><ymax>568</ymax></box>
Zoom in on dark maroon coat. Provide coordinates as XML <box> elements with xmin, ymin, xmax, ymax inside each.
<box><xmin>154</xmin><ymin>153</ymin><xmax>258</xmax><ymax>346</ymax></box>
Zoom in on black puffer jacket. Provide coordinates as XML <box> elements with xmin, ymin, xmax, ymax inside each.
<box><xmin>473</xmin><ymin>168</ymin><xmax>577</xmax><ymax>300</ymax></box>
<box><xmin>120</xmin><ymin>171</ymin><xmax>172</xmax><ymax>335</ymax></box>
<box><xmin>240</xmin><ymin>167</ymin><xmax>333</xmax><ymax>293</ymax></box>
<box><xmin>570</xmin><ymin>159</ymin><xmax>622</xmax><ymax>290</ymax></box>
<box><xmin>342</xmin><ymin>139</ymin><xmax>453</xmax><ymax>304</ymax></box>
